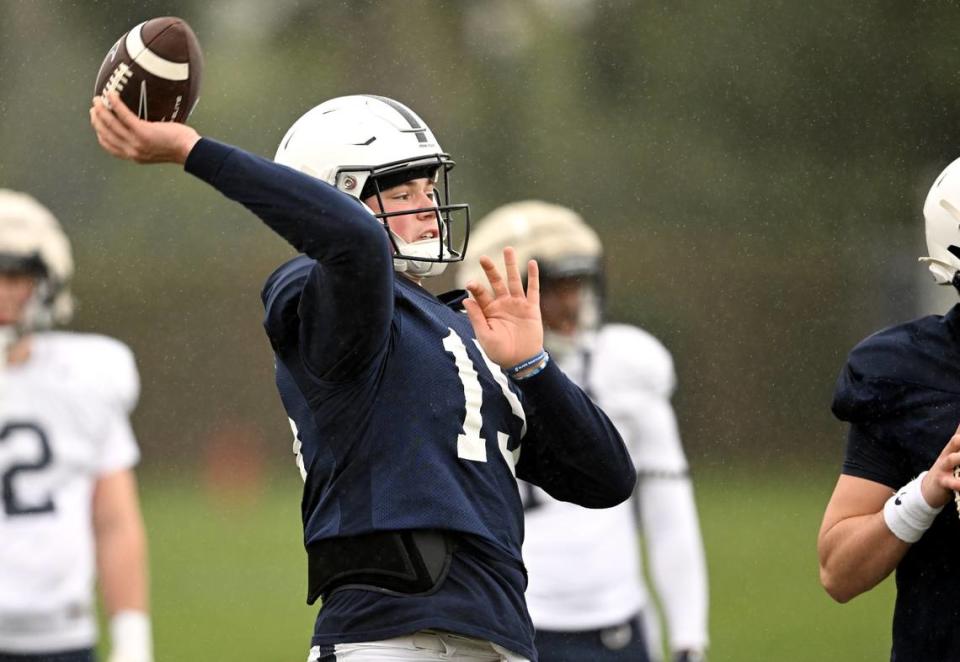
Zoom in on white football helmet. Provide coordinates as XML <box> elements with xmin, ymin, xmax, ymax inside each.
<box><xmin>0</xmin><ymin>190</ymin><xmax>74</xmax><ymax>337</ymax></box>
<box><xmin>274</xmin><ymin>95</ymin><xmax>470</xmax><ymax>278</ymax></box>
<box><xmin>457</xmin><ymin>201</ymin><xmax>603</xmax><ymax>357</ymax></box>
<box><xmin>921</xmin><ymin>157</ymin><xmax>960</xmax><ymax>286</ymax></box>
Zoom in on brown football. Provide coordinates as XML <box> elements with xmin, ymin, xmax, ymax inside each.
<box><xmin>94</xmin><ymin>17</ymin><xmax>203</xmax><ymax>123</ymax></box>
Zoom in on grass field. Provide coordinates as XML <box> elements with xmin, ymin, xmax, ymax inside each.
<box><xmin>117</xmin><ymin>467</ymin><xmax>894</xmax><ymax>661</ymax></box>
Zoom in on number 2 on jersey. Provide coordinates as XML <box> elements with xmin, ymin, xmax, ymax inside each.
<box><xmin>0</xmin><ymin>422</ymin><xmax>56</xmax><ymax>516</ymax></box>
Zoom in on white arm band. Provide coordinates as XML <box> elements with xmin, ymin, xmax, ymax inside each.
<box><xmin>882</xmin><ymin>472</ymin><xmax>943</xmax><ymax>543</ymax></box>
<box><xmin>108</xmin><ymin>610</ymin><xmax>153</xmax><ymax>662</ymax></box>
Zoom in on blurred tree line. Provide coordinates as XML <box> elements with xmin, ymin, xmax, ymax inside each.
<box><xmin>3</xmin><ymin>0</ymin><xmax>960</xmax><ymax>479</ymax></box>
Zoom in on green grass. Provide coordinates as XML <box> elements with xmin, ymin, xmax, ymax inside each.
<box><xmin>134</xmin><ymin>474</ymin><xmax>315</xmax><ymax>661</ymax></box>
<box><xmin>113</xmin><ymin>468</ymin><xmax>894</xmax><ymax>661</ymax></box>
<box><xmin>695</xmin><ymin>469</ymin><xmax>893</xmax><ymax>661</ymax></box>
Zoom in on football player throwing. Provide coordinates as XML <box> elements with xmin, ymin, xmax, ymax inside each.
<box><xmin>90</xmin><ymin>93</ymin><xmax>637</xmax><ymax>662</ymax></box>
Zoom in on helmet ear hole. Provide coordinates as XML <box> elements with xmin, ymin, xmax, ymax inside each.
<box><xmin>948</xmin><ymin>245</ymin><xmax>960</xmax><ymax>261</ymax></box>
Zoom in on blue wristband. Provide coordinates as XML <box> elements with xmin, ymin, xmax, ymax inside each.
<box><xmin>507</xmin><ymin>350</ymin><xmax>548</xmax><ymax>375</ymax></box>
<box><xmin>509</xmin><ymin>351</ymin><xmax>550</xmax><ymax>381</ymax></box>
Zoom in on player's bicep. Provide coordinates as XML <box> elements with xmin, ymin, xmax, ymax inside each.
<box><xmin>818</xmin><ymin>423</ymin><xmax>907</xmax><ymax>549</ymax></box>
<box><xmin>818</xmin><ymin>474</ymin><xmax>892</xmax><ymax>543</ymax></box>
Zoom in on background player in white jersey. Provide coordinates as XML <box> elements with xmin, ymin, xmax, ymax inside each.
<box><xmin>458</xmin><ymin>201</ymin><xmax>709</xmax><ymax>662</ymax></box>
<box><xmin>0</xmin><ymin>191</ymin><xmax>152</xmax><ymax>662</ymax></box>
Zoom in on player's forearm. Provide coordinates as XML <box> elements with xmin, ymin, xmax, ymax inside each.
<box><xmin>97</xmin><ymin>522</ymin><xmax>152</xmax><ymax>662</ymax></box>
<box><xmin>817</xmin><ymin>511</ymin><xmax>907</xmax><ymax>603</ymax></box>
<box><xmin>515</xmin><ymin>360</ymin><xmax>636</xmax><ymax>507</ymax></box>
<box><xmin>97</xmin><ymin>514</ymin><xmax>150</xmax><ymax>613</ymax></box>
<box><xmin>184</xmin><ymin>138</ymin><xmax>390</xmax><ymax>268</ymax></box>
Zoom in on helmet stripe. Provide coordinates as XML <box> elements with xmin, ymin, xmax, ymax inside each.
<box><xmin>366</xmin><ymin>95</ymin><xmax>428</xmax><ymax>144</ymax></box>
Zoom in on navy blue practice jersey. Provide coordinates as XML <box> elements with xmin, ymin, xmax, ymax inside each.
<box><xmin>184</xmin><ymin>138</ymin><xmax>636</xmax><ymax>661</ymax></box>
<box><xmin>264</xmin><ymin>257</ymin><xmax>528</xmax><ymax>548</ymax></box>
<box><xmin>833</xmin><ymin>304</ymin><xmax>960</xmax><ymax>661</ymax></box>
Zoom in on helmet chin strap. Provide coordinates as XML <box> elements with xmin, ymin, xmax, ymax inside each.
<box><xmin>390</xmin><ymin>233</ymin><xmax>449</xmax><ymax>278</ymax></box>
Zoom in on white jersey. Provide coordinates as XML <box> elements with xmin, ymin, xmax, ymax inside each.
<box><xmin>522</xmin><ymin>324</ymin><xmax>708</xmax><ymax>654</ymax></box>
<box><xmin>0</xmin><ymin>332</ymin><xmax>140</xmax><ymax>653</ymax></box>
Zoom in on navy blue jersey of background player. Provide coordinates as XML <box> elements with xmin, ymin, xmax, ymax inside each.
<box><xmin>833</xmin><ymin>304</ymin><xmax>960</xmax><ymax>661</ymax></box>
<box><xmin>184</xmin><ymin>138</ymin><xmax>636</xmax><ymax>660</ymax></box>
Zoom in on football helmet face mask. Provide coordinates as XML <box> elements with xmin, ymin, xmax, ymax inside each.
<box><xmin>457</xmin><ymin>200</ymin><xmax>604</xmax><ymax>359</ymax></box>
<box><xmin>0</xmin><ymin>190</ymin><xmax>74</xmax><ymax>343</ymax></box>
<box><xmin>921</xmin><ymin>156</ymin><xmax>960</xmax><ymax>287</ymax></box>
<box><xmin>274</xmin><ymin>95</ymin><xmax>470</xmax><ymax>278</ymax></box>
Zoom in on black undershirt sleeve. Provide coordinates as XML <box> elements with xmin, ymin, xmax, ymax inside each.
<box><xmin>841</xmin><ymin>424</ymin><xmax>910</xmax><ymax>491</ymax></box>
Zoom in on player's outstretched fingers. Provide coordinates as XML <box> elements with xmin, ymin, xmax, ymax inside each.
<box><xmin>462</xmin><ymin>298</ymin><xmax>491</xmax><ymax>339</ymax></box>
<box><xmin>91</xmin><ymin>98</ymin><xmax>132</xmax><ymax>143</ymax></box>
<box><xmin>480</xmin><ymin>255</ymin><xmax>509</xmax><ymax>297</ymax></box>
<box><xmin>526</xmin><ymin>258</ymin><xmax>540</xmax><ymax>306</ymax></box>
<box><xmin>503</xmin><ymin>246</ymin><xmax>524</xmax><ymax>297</ymax></box>
<box><xmin>465</xmin><ymin>281</ymin><xmax>494</xmax><ymax>310</ymax></box>
<box><xmin>90</xmin><ymin>104</ymin><xmax>133</xmax><ymax>158</ymax></box>
<box><xmin>105</xmin><ymin>91</ymin><xmax>142</xmax><ymax>131</ymax></box>
<box><xmin>93</xmin><ymin>129</ymin><xmax>128</xmax><ymax>160</ymax></box>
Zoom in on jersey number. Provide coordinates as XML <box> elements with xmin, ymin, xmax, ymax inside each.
<box><xmin>0</xmin><ymin>422</ymin><xmax>55</xmax><ymax>517</ymax></box>
<box><xmin>287</xmin><ymin>330</ymin><xmax>525</xmax><ymax>479</ymax></box>
<box><xmin>443</xmin><ymin>329</ymin><xmax>523</xmax><ymax>474</ymax></box>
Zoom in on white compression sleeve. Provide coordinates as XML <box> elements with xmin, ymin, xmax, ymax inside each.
<box><xmin>638</xmin><ymin>476</ymin><xmax>709</xmax><ymax>653</ymax></box>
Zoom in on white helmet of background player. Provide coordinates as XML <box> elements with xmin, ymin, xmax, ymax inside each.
<box><xmin>0</xmin><ymin>190</ymin><xmax>74</xmax><ymax>335</ymax></box>
<box><xmin>274</xmin><ymin>95</ymin><xmax>470</xmax><ymax>278</ymax></box>
<box><xmin>458</xmin><ymin>201</ymin><xmax>603</xmax><ymax>358</ymax></box>
<box><xmin>921</xmin><ymin>156</ymin><xmax>960</xmax><ymax>287</ymax></box>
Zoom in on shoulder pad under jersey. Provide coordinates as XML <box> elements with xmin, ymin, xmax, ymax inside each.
<box><xmin>832</xmin><ymin>314</ymin><xmax>954</xmax><ymax>424</ymax></box>
<box><xmin>593</xmin><ymin>323</ymin><xmax>675</xmax><ymax>398</ymax></box>
<box><xmin>43</xmin><ymin>331</ymin><xmax>140</xmax><ymax>413</ymax></box>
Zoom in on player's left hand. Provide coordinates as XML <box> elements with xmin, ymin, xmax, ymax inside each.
<box><xmin>921</xmin><ymin>422</ymin><xmax>960</xmax><ymax>508</ymax></box>
<box><xmin>463</xmin><ymin>246</ymin><xmax>544</xmax><ymax>369</ymax></box>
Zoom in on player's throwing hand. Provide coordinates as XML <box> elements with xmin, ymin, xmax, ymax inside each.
<box><xmin>462</xmin><ymin>246</ymin><xmax>544</xmax><ymax>369</ymax></box>
<box><xmin>89</xmin><ymin>92</ymin><xmax>200</xmax><ymax>165</ymax></box>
